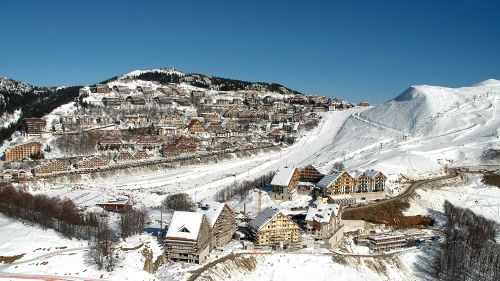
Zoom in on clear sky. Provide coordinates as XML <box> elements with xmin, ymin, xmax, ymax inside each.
<box><xmin>1</xmin><ymin>0</ymin><xmax>499</xmax><ymax>103</ymax></box>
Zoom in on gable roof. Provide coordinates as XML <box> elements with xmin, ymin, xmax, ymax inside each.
<box><xmin>305</xmin><ymin>164</ymin><xmax>328</xmax><ymax>175</ymax></box>
<box><xmin>270</xmin><ymin>166</ymin><xmax>297</xmax><ymax>187</ymax></box>
<box><xmin>305</xmin><ymin>203</ymin><xmax>340</xmax><ymax>223</ymax></box>
<box><xmin>248</xmin><ymin>207</ymin><xmax>281</xmax><ymax>231</ymax></box>
<box><xmin>365</xmin><ymin>169</ymin><xmax>384</xmax><ymax>178</ymax></box>
<box><xmin>317</xmin><ymin>171</ymin><xmax>348</xmax><ymax>188</ymax></box>
<box><xmin>196</xmin><ymin>200</ymin><xmax>226</xmax><ymax>227</ymax></box>
<box><xmin>166</xmin><ymin>211</ymin><xmax>205</xmax><ymax>241</ymax></box>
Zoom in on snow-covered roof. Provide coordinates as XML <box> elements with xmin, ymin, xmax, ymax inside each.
<box><xmin>306</xmin><ymin>163</ymin><xmax>328</xmax><ymax>175</ymax></box>
<box><xmin>270</xmin><ymin>166</ymin><xmax>297</xmax><ymax>187</ymax></box>
<box><xmin>349</xmin><ymin>169</ymin><xmax>365</xmax><ymax>179</ymax></box>
<box><xmin>316</xmin><ymin>171</ymin><xmax>344</xmax><ymax>188</ymax></box>
<box><xmin>248</xmin><ymin>207</ymin><xmax>281</xmax><ymax>231</ymax></box>
<box><xmin>196</xmin><ymin>200</ymin><xmax>225</xmax><ymax>227</ymax></box>
<box><xmin>365</xmin><ymin>169</ymin><xmax>382</xmax><ymax>178</ymax></box>
<box><xmin>305</xmin><ymin>203</ymin><xmax>340</xmax><ymax>223</ymax></box>
<box><xmin>166</xmin><ymin>211</ymin><xmax>204</xmax><ymax>241</ymax></box>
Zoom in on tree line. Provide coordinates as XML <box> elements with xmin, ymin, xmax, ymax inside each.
<box><xmin>433</xmin><ymin>200</ymin><xmax>500</xmax><ymax>280</ymax></box>
<box><xmin>0</xmin><ymin>86</ymin><xmax>80</xmax><ymax>143</ymax></box>
<box><xmin>213</xmin><ymin>171</ymin><xmax>275</xmax><ymax>202</ymax></box>
<box><xmin>0</xmin><ymin>185</ymin><xmax>147</xmax><ymax>272</ymax></box>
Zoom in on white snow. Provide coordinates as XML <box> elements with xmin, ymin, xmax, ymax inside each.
<box><xmin>166</xmin><ymin>211</ymin><xmax>204</xmax><ymax>241</ymax></box>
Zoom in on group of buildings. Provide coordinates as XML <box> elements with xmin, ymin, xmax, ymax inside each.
<box><xmin>3</xmin><ymin>79</ymin><xmax>353</xmax><ymax>179</ymax></box>
<box><xmin>268</xmin><ymin>164</ymin><xmax>387</xmax><ymax>203</ymax></box>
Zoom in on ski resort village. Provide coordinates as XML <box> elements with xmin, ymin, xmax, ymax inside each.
<box><xmin>0</xmin><ymin>70</ymin><xmax>499</xmax><ymax>281</ymax></box>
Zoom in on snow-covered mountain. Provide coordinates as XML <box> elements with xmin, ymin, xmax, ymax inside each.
<box><xmin>359</xmin><ymin>79</ymin><xmax>500</xmax><ymax>135</ymax></box>
<box><xmin>307</xmin><ymin>79</ymin><xmax>500</xmax><ymax>176</ymax></box>
<box><xmin>0</xmin><ymin>76</ymin><xmax>34</xmax><ymax>94</ymax></box>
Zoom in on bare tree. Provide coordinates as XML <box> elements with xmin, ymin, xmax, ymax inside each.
<box><xmin>162</xmin><ymin>193</ymin><xmax>196</xmax><ymax>212</ymax></box>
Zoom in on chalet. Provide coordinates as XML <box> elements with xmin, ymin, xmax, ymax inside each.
<box><xmin>61</xmin><ymin>115</ymin><xmax>76</xmax><ymax>125</ymax></box>
<box><xmin>269</xmin><ymin>166</ymin><xmax>300</xmax><ymax>200</ymax></box>
<box><xmin>142</xmin><ymin>86</ymin><xmax>154</xmax><ymax>95</ymax></box>
<box><xmin>133</xmin><ymin>150</ymin><xmax>150</xmax><ymax>160</ymax></box>
<box><xmin>157</xmin><ymin>126</ymin><xmax>177</xmax><ymax>136</ymax></box>
<box><xmin>157</xmin><ymin>87</ymin><xmax>173</xmax><ymax>95</ymax></box>
<box><xmin>33</xmin><ymin>159</ymin><xmax>70</xmax><ymax>176</ymax></box>
<box><xmin>296</xmin><ymin>182</ymin><xmax>316</xmax><ymax>196</ymax></box>
<box><xmin>125</xmin><ymin>95</ymin><xmax>146</xmax><ymax>105</ymax></box>
<box><xmin>76</xmin><ymin>156</ymin><xmax>109</xmax><ymax>170</ymax></box>
<box><xmin>365</xmin><ymin>169</ymin><xmax>387</xmax><ymax>192</ymax></box>
<box><xmin>254</xmin><ymin>108</ymin><xmax>269</xmax><ymax>119</ymax></box>
<box><xmin>197</xmin><ymin>200</ymin><xmax>236</xmax><ymax>249</ymax></box>
<box><xmin>123</xmin><ymin>114</ymin><xmax>148</xmax><ymax>125</ymax></box>
<box><xmin>213</xmin><ymin>141</ymin><xmax>232</xmax><ymax>151</ymax></box>
<box><xmin>216</xmin><ymin>99</ymin><xmax>230</xmax><ymax>106</ymax></box>
<box><xmin>97</xmin><ymin>115</ymin><xmax>114</xmax><ymax>125</ymax></box>
<box><xmin>300</xmin><ymin>164</ymin><xmax>328</xmax><ymax>183</ymax></box>
<box><xmin>248</xmin><ymin>207</ymin><xmax>300</xmax><ymax>247</ymax></box>
<box><xmin>187</xmin><ymin>119</ymin><xmax>209</xmax><ymax>137</ymax></box>
<box><xmin>5</xmin><ymin>142</ymin><xmax>43</xmax><ymax>161</ymax></box>
<box><xmin>201</xmin><ymin>112</ymin><xmax>221</xmax><ymax>123</ymax></box>
<box><xmin>23</xmin><ymin>118</ymin><xmax>46</xmax><ymax>136</ymax></box>
<box><xmin>165</xmin><ymin>211</ymin><xmax>211</xmax><ymax>264</ymax></box>
<box><xmin>154</xmin><ymin>96</ymin><xmax>172</xmax><ymax>106</ymax></box>
<box><xmin>96</xmin><ymin>84</ymin><xmax>112</xmax><ymax>94</ymax></box>
<box><xmin>269</xmin><ymin>129</ymin><xmax>285</xmax><ymax>141</ymax></box>
<box><xmin>221</xmin><ymin>118</ymin><xmax>238</xmax><ymax>131</ymax></box>
<box><xmin>304</xmin><ymin>203</ymin><xmax>341</xmax><ymax>240</ymax></box>
<box><xmin>162</xmin><ymin>135</ymin><xmax>200</xmax><ymax>157</ymax></box>
<box><xmin>77</xmin><ymin>115</ymin><xmax>94</xmax><ymax>126</ymax></box>
<box><xmin>237</xmin><ymin>108</ymin><xmax>252</xmax><ymax>119</ymax></box>
<box><xmin>205</xmin><ymin>122</ymin><xmax>224</xmax><ymax>134</ymax></box>
<box><xmin>317</xmin><ymin>171</ymin><xmax>355</xmax><ymax>196</ymax></box>
<box><xmin>163</xmin><ymin>115</ymin><xmax>185</xmax><ymax>128</ymax></box>
<box><xmin>135</xmin><ymin>135</ymin><xmax>159</xmax><ymax>149</ymax></box>
<box><xmin>183</xmin><ymin>108</ymin><xmax>198</xmax><ymax>120</ymax></box>
<box><xmin>102</xmin><ymin>97</ymin><xmax>123</xmax><ymax>107</ymax></box>
<box><xmin>116</xmin><ymin>85</ymin><xmax>131</xmax><ymax>94</ymax></box>
<box><xmin>115</xmin><ymin>152</ymin><xmax>133</xmax><ymax>163</ymax></box>
<box><xmin>97</xmin><ymin>199</ymin><xmax>133</xmax><ymax>213</ymax></box>
<box><xmin>263</xmin><ymin>96</ymin><xmax>274</xmax><ymax>105</ymax></box>
<box><xmin>97</xmin><ymin>135</ymin><xmax>122</xmax><ymax>150</ymax></box>
<box><xmin>223</xmin><ymin>107</ymin><xmax>240</xmax><ymax>118</ymax></box>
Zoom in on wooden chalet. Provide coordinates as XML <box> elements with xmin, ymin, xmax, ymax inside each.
<box><xmin>317</xmin><ymin>171</ymin><xmax>355</xmax><ymax>196</ymax></box>
<box><xmin>300</xmin><ymin>164</ymin><xmax>328</xmax><ymax>183</ymax></box>
<box><xmin>102</xmin><ymin>97</ymin><xmax>123</xmax><ymax>107</ymax></box>
<box><xmin>197</xmin><ymin>200</ymin><xmax>236</xmax><ymax>249</ymax></box>
<box><xmin>165</xmin><ymin>211</ymin><xmax>211</xmax><ymax>264</ymax></box>
<box><xmin>115</xmin><ymin>152</ymin><xmax>133</xmax><ymax>163</ymax></box>
<box><xmin>125</xmin><ymin>95</ymin><xmax>146</xmax><ymax>105</ymax></box>
<box><xmin>248</xmin><ymin>207</ymin><xmax>300</xmax><ymax>247</ymax></box>
<box><xmin>269</xmin><ymin>166</ymin><xmax>300</xmax><ymax>200</ymax></box>
<box><xmin>135</xmin><ymin>135</ymin><xmax>159</xmax><ymax>149</ymax></box>
<box><xmin>97</xmin><ymin>199</ymin><xmax>133</xmax><ymax>212</ymax></box>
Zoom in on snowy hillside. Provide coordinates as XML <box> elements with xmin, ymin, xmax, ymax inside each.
<box><xmin>360</xmin><ymin>79</ymin><xmax>500</xmax><ymax>135</ymax></box>
<box><xmin>317</xmin><ymin>79</ymin><xmax>500</xmax><ymax>176</ymax></box>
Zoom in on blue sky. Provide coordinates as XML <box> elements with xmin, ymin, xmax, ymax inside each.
<box><xmin>0</xmin><ymin>0</ymin><xmax>499</xmax><ymax>103</ymax></box>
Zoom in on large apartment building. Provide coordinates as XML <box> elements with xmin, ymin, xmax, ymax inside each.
<box><xmin>4</xmin><ymin>142</ymin><xmax>43</xmax><ymax>161</ymax></box>
<box><xmin>248</xmin><ymin>207</ymin><xmax>300</xmax><ymax>247</ymax></box>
